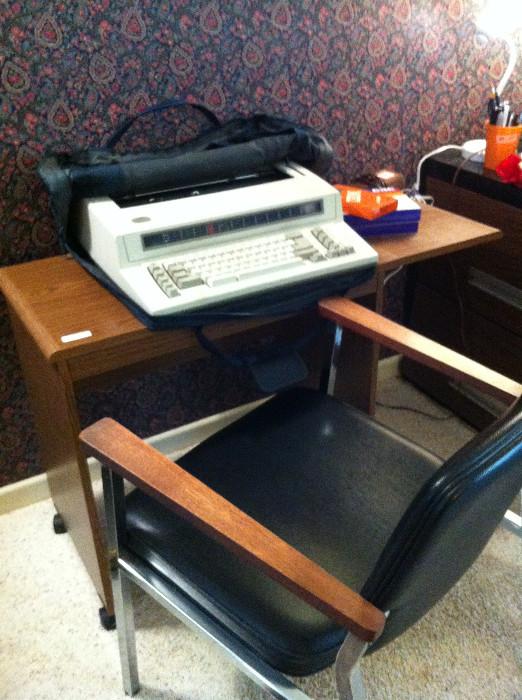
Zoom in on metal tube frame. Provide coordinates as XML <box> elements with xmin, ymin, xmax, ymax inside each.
<box><xmin>335</xmin><ymin>632</ymin><xmax>368</xmax><ymax>700</ymax></box>
<box><xmin>102</xmin><ymin>467</ymin><xmax>139</xmax><ymax>696</ymax></box>
<box><xmin>101</xmin><ymin>466</ymin><xmax>314</xmax><ymax>699</ymax></box>
<box><xmin>327</xmin><ymin>324</ymin><xmax>343</xmax><ymax>396</ymax></box>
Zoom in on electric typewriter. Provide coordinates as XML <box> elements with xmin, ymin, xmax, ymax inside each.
<box><xmin>78</xmin><ymin>161</ymin><xmax>377</xmax><ymax>316</ymax></box>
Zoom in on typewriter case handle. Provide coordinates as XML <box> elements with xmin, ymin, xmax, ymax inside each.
<box><xmin>105</xmin><ymin>98</ymin><xmax>221</xmax><ymax>151</ymax></box>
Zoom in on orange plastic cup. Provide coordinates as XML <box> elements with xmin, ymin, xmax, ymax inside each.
<box><xmin>484</xmin><ymin>122</ymin><xmax>522</xmax><ymax>170</ymax></box>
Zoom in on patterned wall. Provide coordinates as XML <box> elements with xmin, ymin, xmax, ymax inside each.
<box><xmin>1</xmin><ymin>0</ymin><xmax>519</xmax><ymax>486</ymax></box>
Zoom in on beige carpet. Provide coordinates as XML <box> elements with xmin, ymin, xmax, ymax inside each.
<box><xmin>1</xmin><ymin>377</ymin><xmax>521</xmax><ymax>699</ymax></box>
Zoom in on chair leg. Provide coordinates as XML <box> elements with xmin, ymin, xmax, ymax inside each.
<box><xmin>101</xmin><ymin>467</ymin><xmax>140</xmax><ymax>694</ymax></box>
<box><xmin>113</xmin><ymin>567</ymin><xmax>140</xmax><ymax>695</ymax></box>
<box><xmin>343</xmin><ymin>664</ymin><xmax>366</xmax><ymax>700</ymax></box>
<box><xmin>334</xmin><ymin>633</ymin><xmax>368</xmax><ymax>700</ymax></box>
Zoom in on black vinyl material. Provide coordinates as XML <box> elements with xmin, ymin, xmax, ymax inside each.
<box><xmin>363</xmin><ymin>393</ymin><xmax>522</xmax><ymax>650</ymax></box>
<box><xmin>125</xmin><ymin>388</ymin><xmax>442</xmax><ymax>674</ymax></box>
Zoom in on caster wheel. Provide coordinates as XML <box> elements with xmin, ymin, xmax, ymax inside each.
<box><xmin>53</xmin><ymin>513</ymin><xmax>67</xmax><ymax>534</ymax></box>
<box><xmin>99</xmin><ymin>606</ymin><xmax>116</xmax><ymax>630</ymax></box>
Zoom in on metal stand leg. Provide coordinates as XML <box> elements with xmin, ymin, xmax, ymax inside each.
<box><xmin>113</xmin><ymin>569</ymin><xmax>139</xmax><ymax>696</ymax></box>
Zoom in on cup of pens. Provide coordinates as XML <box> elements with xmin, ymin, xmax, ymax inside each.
<box><xmin>485</xmin><ymin>90</ymin><xmax>522</xmax><ymax>170</ymax></box>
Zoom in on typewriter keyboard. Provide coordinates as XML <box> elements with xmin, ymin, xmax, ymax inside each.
<box><xmin>147</xmin><ymin>228</ymin><xmax>355</xmax><ymax>298</ymax></box>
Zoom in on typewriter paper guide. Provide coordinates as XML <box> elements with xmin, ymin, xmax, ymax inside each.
<box><xmin>78</xmin><ymin>162</ymin><xmax>378</xmax><ymax>317</ymax></box>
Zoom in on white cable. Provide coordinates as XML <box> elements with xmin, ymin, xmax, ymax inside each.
<box><xmin>413</xmin><ymin>145</ymin><xmax>463</xmax><ymax>193</ymax></box>
<box><xmin>383</xmin><ymin>265</ymin><xmax>403</xmax><ymax>286</ymax></box>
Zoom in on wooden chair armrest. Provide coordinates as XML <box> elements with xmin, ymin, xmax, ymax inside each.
<box><xmin>318</xmin><ymin>297</ymin><xmax>522</xmax><ymax>404</ymax></box>
<box><xmin>80</xmin><ymin>418</ymin><xmax>386</xmax><ymax>643</ymax></box>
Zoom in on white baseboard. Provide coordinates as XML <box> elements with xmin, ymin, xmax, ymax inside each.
<box><xmin>0</xmin><ymin>472</ymin><xmax>55</xmax><ymax>516</ymax></box>
<box><xmin>0</xmin><ymin>358</ymin><xmax>403</xmax><ymax>516</ymax></box>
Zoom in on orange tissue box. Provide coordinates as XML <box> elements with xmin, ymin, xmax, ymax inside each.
<box><xmin>334</xmin><ymin>185</ymin><xmax>398</xmax><ymax>220</ymax></box>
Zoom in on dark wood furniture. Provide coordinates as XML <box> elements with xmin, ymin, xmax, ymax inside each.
<box><xmin>0</xmin><ymin>206</ymin><xmax>501</xmax><ymax>617</ymax></box>
<box><xmin>403</xmin><ymin>150</ymin><xmax>522</xmax><ymax>427</ymax></box>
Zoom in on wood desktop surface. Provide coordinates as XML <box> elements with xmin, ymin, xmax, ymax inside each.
<box><xmin>370</xmin><ymin>204</ymin><xmax>501</xmax><ymax>270</ymax></box>
<box><xmin>0</xmin><ymin>256</ymin><xmax>313</xmax><ymax>384</ymax></box>
<box><xmin>0</xmin><ymin>205</ymin><xmax>501</xmax><ymax>373</ymax></box>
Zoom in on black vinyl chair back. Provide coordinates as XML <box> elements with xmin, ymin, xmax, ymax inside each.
<box><xmin>362</xmin><ymin>397</ymin><xmax>522</xmax><ymax>651</ymax></box>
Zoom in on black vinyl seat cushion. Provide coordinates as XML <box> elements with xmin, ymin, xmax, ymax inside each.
<box><xmin>125</xmin><ymin>388</ymin><xmax>442</xmax><ymax>675</ymax></box>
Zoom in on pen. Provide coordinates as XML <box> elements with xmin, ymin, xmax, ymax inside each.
<box><xmin>488</xmin><ymin>86</ymin><xmax>503</xmax><ymax>124</ymax></box>
<box><xmin>501</xmin><ymin>102</ymin><xmax>511</xmax><ymax>126</ymax></box>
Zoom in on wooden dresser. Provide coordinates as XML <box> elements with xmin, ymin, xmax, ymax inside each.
<box><xmin>402</xmin><ymin>150</ymin><xmax>522</xmax><ymax>427</ymax></box>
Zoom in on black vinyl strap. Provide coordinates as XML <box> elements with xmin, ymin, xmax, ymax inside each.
<box><xmin>105</xmin><ymin>98</ymin><xmax>221</xmax><ymax>150</ymax></box>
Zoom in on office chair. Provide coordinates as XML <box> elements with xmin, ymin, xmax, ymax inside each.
<box><xmin>80</xmin><ymin>298</ymin><xmax>522</xmax><ymax>699</ymax></box>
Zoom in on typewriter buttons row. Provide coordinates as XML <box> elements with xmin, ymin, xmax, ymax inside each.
<box><xmin>311</xmin><ymin>227</ymin><xmax>355</xmax><ymax>258</ymax></box>
<box><xmin>148</xmin><ymin>264</ymin><xmax>180</xmax><ymax>297</ymax></box>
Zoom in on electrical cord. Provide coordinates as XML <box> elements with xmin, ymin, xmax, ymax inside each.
<box><xmin>448</xmin><ymin>257</ymin><xmax>470</xmax><ymax>354</ymax></box>
<box><xmin>383</xmin><ymin>265</ymin><xmax>404</xmax><ymax>286</ymax></box>
<box><xmin>413</xmin><ymin>144</ymin><xmax>463</xmax><ymax>193</ymax></box>
<box><xmin>451</xmin><ymin>148</ymin><xmax>486</xmax><ymax>186</ymax></box>
<box><xmin>403</xmin><ymin>189</ymin><xmax>435</xmax><ymax>206</ymax></box>
<box><xmin>376</xmin><ymin>400</ymin><xmax>455</xmax><ymax>420</ymax></box>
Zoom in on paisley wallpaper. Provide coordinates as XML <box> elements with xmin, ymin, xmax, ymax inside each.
<box><xmin>1</xmin><ymin>0</ymin><xmax>519</xmax><ymax>485</ymax></box>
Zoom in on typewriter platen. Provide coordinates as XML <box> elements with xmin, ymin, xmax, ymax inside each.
<box><xmin>78</xmin><ymin>161</ymin><xmax>377</xmax><ymax>316</ymax></box>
